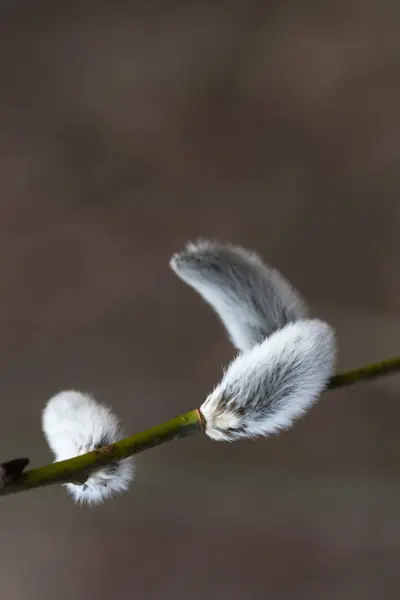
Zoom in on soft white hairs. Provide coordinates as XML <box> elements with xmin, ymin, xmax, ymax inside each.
<box><xmin>171</xmin><ymin>239</ymin><xmax>337</xmax><ymax>441</ymax></box>
<box><xmin>170</xmin><ymin>239</ymin><xmax>308</xmax><ymax>352</ymax></box>
<box><xmin>42</xmin><ymin>391</ymin><xmax>134</xmax><ymax>504</ymax></box>
<box><xmin>200</xmin><ymin>319</ymin><xmax>336</xmax><ymax>441</ymax></box>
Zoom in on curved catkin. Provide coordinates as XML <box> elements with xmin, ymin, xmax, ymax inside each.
<box><xmin>200</xmin><ymin>319</ymin><xmax>337</xmax><ymax>441</ymax></box>
<box><xmin>170</xmin><ymin>239</ymin><xmax>308</xmax><ymax>351</ymax></box>
<box><xmin>42</xmin><ymin>391</ymin><xmax>134</xmax><ymax>504</ymax></box>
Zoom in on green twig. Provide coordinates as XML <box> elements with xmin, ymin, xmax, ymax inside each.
<box><xmin>0</xmin><ymin>410</ymin><xmax>202</xmax><ymax>497</ymax></box>
<box><xmin>329</xmin><ymin>356</ymin><xmax>400</xmax><ymax>389</ymax></box>
<box><xmin>1</xmin><ymin>356</ymin><xmax>400</xmax><ymax>498</ymax></box>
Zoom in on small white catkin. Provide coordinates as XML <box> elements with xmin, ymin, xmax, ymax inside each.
<box><xmin>170</xmin><ymin>239</ymin><xmax>308</xmax><ymax>351</ymax></box>
<box><xmin>200</xmin><ymin>319</ymin><xmax>336</xmax><ymax>441</ymax></box>
<box><xmin>42</xmin><ymin>391</ymin><xmax>134</xmax><ymax>505</ymax></box>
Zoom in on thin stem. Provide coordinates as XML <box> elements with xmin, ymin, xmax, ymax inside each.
<box><xmin>328</xmin><ymin>356</ymin><xmax>400</xmax><ymax>390</ymax></box>
<box><xmin>1</xmin><ymin>356</ymin><xmax>400</xmax><ymax>499</ymax></box>
<box><xmin>0</xmin><ymin>409</ymin><xmax>202</xmax><ymax>497</ymax></box>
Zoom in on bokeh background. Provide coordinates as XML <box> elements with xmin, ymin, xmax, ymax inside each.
<box><xmin>1</xmin><ymin>1</ymin><xmax>400</xmax><ymax>598</ymax></box>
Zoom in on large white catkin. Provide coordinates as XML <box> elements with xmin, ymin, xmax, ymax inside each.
<box><xmin>170</xmin><ymin>239</ymin><xmax>308</xmax><ymax>351</ymax></box>
<box><xmin>42</xmin><ymin>391</ymin><xmax>134</xmax><ymax>504</ymax></box>
<box><xmin>171</xmin><ymin>239</ymin><xmax>336</xmax><ymax>441</ymax></box>
<box><xmin>200</xmin><ymin>319</ymin><xmax>337</xmax><ymax>441</ymax></box>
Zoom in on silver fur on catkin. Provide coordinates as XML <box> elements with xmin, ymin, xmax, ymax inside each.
<box><xmin>170</xmin><ymin>239</ymin><xmax>308</xmax><ymax>351</ymax></box>
<box><xmin>42</xmin><ymin>391</ymin><xmax>134</xmax><ymax>505</ymax></box>
<box><xmin>200</xmin><ymin>319</ymin><xmax>336</xmax><ymax>441</ymax></box>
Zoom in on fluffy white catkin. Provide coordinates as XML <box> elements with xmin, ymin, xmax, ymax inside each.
<box><xmin>42</xmin><ymin>391</ymin><xmax>134</xmax><ymax>504</ymax></box>
<box><xmin>200</xmin><ymin>319</ymin><xmax>336</xmax><ymax>441</ymax></box>
<box><xmin>170</xmin><ymin>239</ymin><xmax>308</xmax><ymax>351</ymax></box>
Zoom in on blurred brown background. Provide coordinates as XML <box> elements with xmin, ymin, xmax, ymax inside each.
<box><xmin>0</xmin><ymin>0</ymin><xmax>400</xmax><ymax>598</ymax></box>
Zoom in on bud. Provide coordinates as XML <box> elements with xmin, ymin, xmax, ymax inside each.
<box><xmin>42</xmin><ymin>391</ymin><xmax>134</xmax><ymax>504</ymax></box>
<box><xmin>200</xmin><ymin>320</ymin><xmax>336</xmax><ymax>441</ymax></box>
<box><xmin>0</xmin><ymin>457</ymin><xmax>30</xmax><ymax>489</ymax></box>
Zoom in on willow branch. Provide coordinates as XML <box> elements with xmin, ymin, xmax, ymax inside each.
<box><xmin>328</xmin><ymin>356</ymin><xmax>400</xmax><ymax>389</ymax></box>
<box><xmin>1</xmin><ymin>356</ymin><xmax>399</xmax><ymax>498</ymax></box>
<box><xmin>0</xmin><ymin>410</ymin><xmax>203</xmax><ymax>497</ymax></box>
